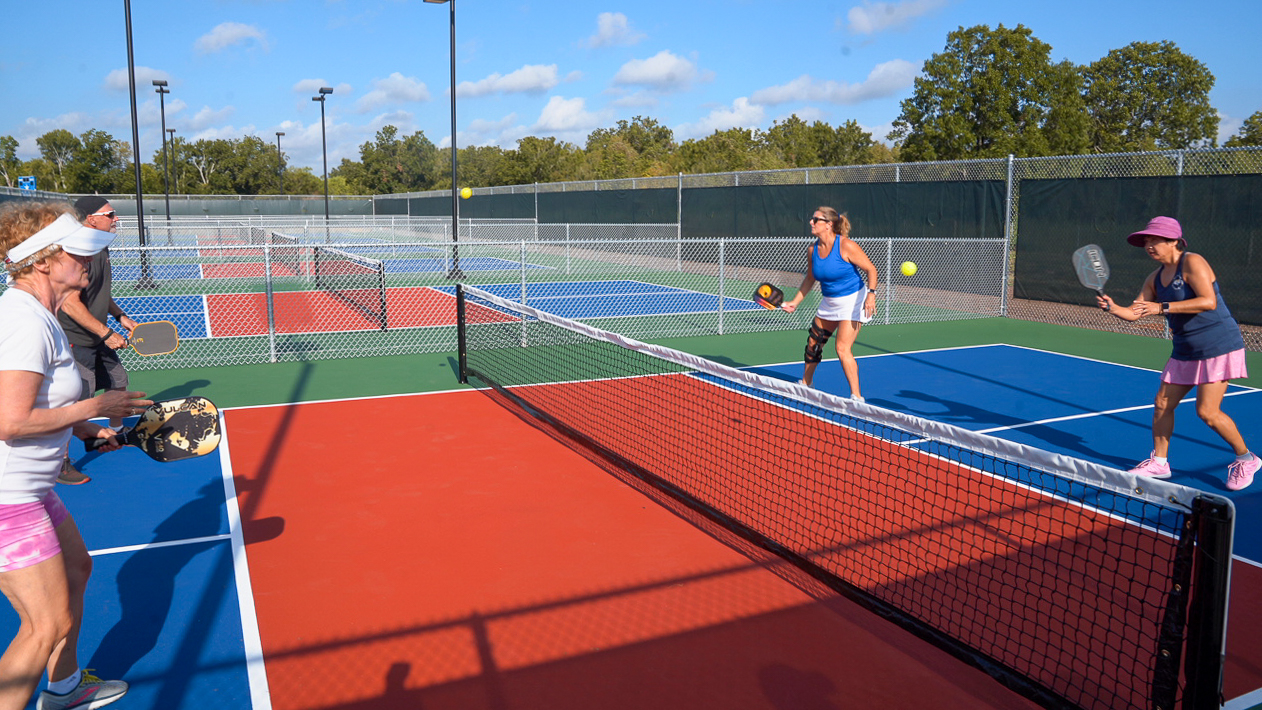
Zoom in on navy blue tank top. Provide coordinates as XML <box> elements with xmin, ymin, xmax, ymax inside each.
<box><xmin>1154</xmin><ymin>253</ymin><xmax>1245</xmax><ymax>361</ymax></box>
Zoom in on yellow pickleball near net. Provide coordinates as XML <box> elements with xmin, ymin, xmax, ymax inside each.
<box><xmin>901</xmin><ymin>261</ymin><xmax>918</xmax><ymax>277</ymax></box>
<box><xmin>460</xmin><ymin>187</ymin><xmax>472</xmax><ymax>199</ymax></box>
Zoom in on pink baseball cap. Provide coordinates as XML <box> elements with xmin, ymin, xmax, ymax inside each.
<box><xmin>1126</xmin><ymin>216</ymin><xmax>1184</xmax><ymax>247</ymax></box>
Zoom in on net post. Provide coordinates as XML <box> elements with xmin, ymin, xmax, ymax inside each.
<box><xmin>377</xmin><ymin>259</ymin><xmax>388</xmax><ymax>331</ymax></box>
<box><xmin>455</xmin><ymin>284</ymin><xmax>468</xmax><ymax>384</ymax></box>
<box><xmin>1182</xmin><ymin>494</ymin><xmax>1233</xmax><ymax>710</ymax></box>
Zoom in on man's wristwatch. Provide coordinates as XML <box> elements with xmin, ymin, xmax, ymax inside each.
<box><xmin>1161</xmin><ymin>302</ymin><xmax>1170</xmax><ymax>314</ymax></box>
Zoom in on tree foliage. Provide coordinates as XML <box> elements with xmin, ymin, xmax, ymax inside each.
<box><xmin>0</xmin><ymin>135</ymin><xmax>19</xmax><ymax>188</ymax></box>
<box><xmin>1224</xmin><ymin>111</ymin><xmax>1262</xmax><ymax>148</ymax></box>
<box><xmin>764</xmin><ymin>116</ymin><xmax>879</xmax><ymax>167</ymax></box>
<box><xmin>890</xmin><ymin>24</ymin><xmax>1089</xmax><ymax>160</ymax></box>
<box><xmin>338</xmin><ymin>126</ymin><xmax>439</xmax><ymax>194</ymax></box>
<box><xmin>1082</xmin><ymin>41</ymin><xmax>1217</xmax><ymax>152</ymax></box>
<box><xmin>501</xmin><ymin>136</ymin><xmax>582</xmax><ymax>185</ymax></box>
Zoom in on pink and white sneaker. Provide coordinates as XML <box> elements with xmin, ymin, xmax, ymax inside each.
<box><xmin>1128</xmin><ymin>453</ymin><xmax>1171</xmax><ymax>479</ymax></box>
<box><xmin>1227</xmin><ymin>454</ymin><xmax>1260</xmax><ymax>491</ymax></box>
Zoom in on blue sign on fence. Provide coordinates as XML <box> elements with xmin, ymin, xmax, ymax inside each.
<box><xmin>17</xmin><ymin>176</ymin><xmax>36</xmax><ymax>191</ymax></box>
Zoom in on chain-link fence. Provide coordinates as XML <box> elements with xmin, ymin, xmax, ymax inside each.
<box><xmin>396</xmin><ymin>146</ymin><xmax>1262</xmax><ymax>350</ymax></box>
<box><xmin>9</xmin><ymin>218</ymin><xmax>1003</xmax><ymax>371</ymax></box>
<box><xmin>7</xmin><ymin>146</ymin><xmax>1260</xmax><ymax>368</ymax></box>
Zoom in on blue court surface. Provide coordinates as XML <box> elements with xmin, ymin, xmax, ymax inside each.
<box><xmin>115</xmin><ymin>295</ymin><xmax>210</xmax><ymax>339</ymax></box>
<box><xmin>4</xmin><ymin>343</ymin><xmax>1261</xmax><ymax>709</ymax></box>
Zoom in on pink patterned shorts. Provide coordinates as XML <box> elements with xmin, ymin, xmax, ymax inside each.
<box><xmin>1161</xmin><ymin>349</ymin><xmax>1249</xmax><ymax>385</ymax></box>
<box><xmin>0</xmin><ymin>492</ymin><xmax>69</xmax><ymax>573</ymax></box>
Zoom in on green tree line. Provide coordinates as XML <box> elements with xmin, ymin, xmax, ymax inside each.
<box><xmin>2</xmin><ymin>25</ymin><xmax>1258</xmax><ymax>195</ymax></box>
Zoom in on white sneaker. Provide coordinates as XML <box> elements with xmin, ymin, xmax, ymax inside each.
<box><xmin>850</xmin><ymin>394</ymin><xmax>865</xmax><ymax>403</ymax></box>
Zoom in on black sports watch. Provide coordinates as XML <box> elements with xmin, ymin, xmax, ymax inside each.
<box><xmin>1161</xmin><ymin>302</ymin><xmax>1170</xmax><ymax>314</ymax></box>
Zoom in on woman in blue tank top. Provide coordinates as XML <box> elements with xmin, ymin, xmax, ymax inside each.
<box><xmin>781</xmin><ymin>206</ymin><xmax>878</xmax><ymax>401</ymax></box>
<box><xmin>1097</xmin><ymin>216</ymin><xmax>1258</xmax><ymax>491</ymax></box>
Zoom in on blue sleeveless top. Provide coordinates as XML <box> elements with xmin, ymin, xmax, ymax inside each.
<box><xmin>811</xmin><ymin>237</ymin><xmax>865</xmax><ymax>298</ymax></box>
<box><xmin>1154</xmin><ymin>253</ymin><xmax>1245</xmax><ymax>361</ymax></box>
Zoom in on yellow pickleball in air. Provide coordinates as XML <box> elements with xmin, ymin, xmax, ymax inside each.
<box><xmin>460</xmin><ymin>187</ymin><xmax>472</xmax><ymax>199</ymax></box>
<box><xmin>900</xmin><ymin>261</ymin><xmax>918</xmax><ymax>277</ymax></box>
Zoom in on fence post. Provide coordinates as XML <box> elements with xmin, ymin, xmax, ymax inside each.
<box><xmin>718</xmin><ymin>236</ymin><xmax>726</xmax><ymax>336</ymax></box>
<box><xmin>1001</xmin><ymin>154</ymin><xmax>1015</xmax><ymax>318</ymax></box>
<box><xmin>262</xmin><ymin>235</ymin><xmax>278</xmax><ymax>362</ymax></box>
<box><xmin>677</xmin><ymin>172</ymin><xmax>684</xmax><ymax>272</ymax></box>
<box><xmin>884</xmin><ymin>239</ymin><xmax>893</xmax><ymax>325</ymax></box>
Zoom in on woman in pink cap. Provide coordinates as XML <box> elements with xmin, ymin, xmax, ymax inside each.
<box><xmin>1097</xmin><ymin>215</ymin><xmax>1259</xmax><ymax>491</ymax></box>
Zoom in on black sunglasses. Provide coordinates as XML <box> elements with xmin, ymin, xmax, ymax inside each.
<box><xmin>809</xmin><ymin>217</ymin><xmax>829</xmax><ymax>224</ymax></box>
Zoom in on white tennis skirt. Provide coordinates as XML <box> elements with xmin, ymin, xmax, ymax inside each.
<box><xmin>816</xmin><ymin>288</ymin><xmax>872</xmax><ymax>323</ymax></box>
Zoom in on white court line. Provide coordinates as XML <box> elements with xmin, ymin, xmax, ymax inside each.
<box><xmin>972</xmin><ymin>389</ymin><xmax>1261</xmax><ymax>437</ymax></box>
<box><xmin>216</xmin><ymin>414</ymin><xmax>273</xmax><ymax>710</ymax></box>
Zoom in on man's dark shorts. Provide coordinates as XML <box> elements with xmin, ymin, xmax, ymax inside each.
<box><xmin>71</xmin><ymin>343</ymin><xmax>129</xmax><ymax>400</ymax></box>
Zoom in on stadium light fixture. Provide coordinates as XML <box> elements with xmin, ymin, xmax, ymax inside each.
<box><xmin>313</xmin><ymin>87</ymin><xmax>334</xmax><ymax>223</ymax></box>
<box><xmin>153</xmin><ymin>80</ymin><xmax>172</xmax><ymax>220</ymax></box>
<box><xmin>276</xmin><ymin>131</ymin><xmax>285</xmax><ymax>195</ymax></box>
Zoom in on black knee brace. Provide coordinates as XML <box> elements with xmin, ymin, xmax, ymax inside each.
<box><xmin>804</xmin><ymin>323</ymin><xmax>832</xmax><ymax>364</ymax></box>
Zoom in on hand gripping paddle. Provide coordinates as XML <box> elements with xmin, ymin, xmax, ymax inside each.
<box><xmin>753</xmin><ymin>282</ymin><xmax>785</xmax><ymax>310</ymax></box>
<box><xmin>85</xmin><ymin>396</ymin><xmax>221</xmax><ymax>462</ymax></box>
<box><xmin>1071</xmin><ymin>244</ymin><xmax>1111</xmax><ymax>310</ymax></box>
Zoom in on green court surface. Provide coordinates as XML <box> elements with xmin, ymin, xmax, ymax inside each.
<box><xmin>126</xmin><ymin>317</ymin><xmax>1261</xmax><ymax>410</ymax></box>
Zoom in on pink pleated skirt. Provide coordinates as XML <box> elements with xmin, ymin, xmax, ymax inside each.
<box><xmin>1161</xmin><ymin>349</ymin><xmax>1248</xmax><ymax>385</ymax></box>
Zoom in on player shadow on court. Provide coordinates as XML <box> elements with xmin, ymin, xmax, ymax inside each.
<box><xmin>878</xmin><ymin>390</ymin><xmax>1140</xmax><ymax>470</ymax></box>
<box><xmin>89</xmin><ymin>480</ymin><xmax>226</xmax><ymax>678</ymax></box>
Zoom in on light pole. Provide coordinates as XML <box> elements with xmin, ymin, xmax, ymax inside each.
<box><xmin>275</xmin><ymin>131</ymin><xmax>285</xmax><ymax>195</ymax></box>
<box><xmin>123</xmin><ymin>0</ymin><xmax>157</xmax><ymax>288</ymax></box>
<box><xmin>167</xmin><ymin>129</ymin><xmax>177</xmax><ymax>194</ymax></box>
<box><xmin>312</xmin><ymin>87</ymin><xmax>333</xmax><ymax>226</ymax></box>
<box><xmin>153</xmin><ymin>80</ymin><xmax>172</xmax><ymax>220</ymax></box>
<box><xmin>425</xmin><ymin>0</ymin><xmax>462</xmax><ymax>279</ymax></box>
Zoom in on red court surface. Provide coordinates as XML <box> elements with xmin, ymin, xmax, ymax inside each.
<box><xmin>208</xmin><ymin>287</ymin><xmax>514</xmax><ymax>336</ymax></box>
<box><xmin>225</xmin><ymin>391</ymin><xmax>1044</xmax><ymax>710</ymax></box>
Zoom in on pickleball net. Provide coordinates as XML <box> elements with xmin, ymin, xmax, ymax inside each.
<box><xmin>312</xmin><ymin>243</ymin><xmax>388</xmax><ymax>330</ymax></box>
<box><xmin>455</xmin><ymin>284</ymin><xmax>1234</xmax><ymax>710</ymax></box>
<box><xmin>259</xmin><ymin>231</ymin><xmax>389</xmax><ymax>330</ymax></box>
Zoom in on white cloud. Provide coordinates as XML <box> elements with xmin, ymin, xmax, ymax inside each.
<box><xmin>750</xmin><ymin>60</ymin><xmax>918</xmax><ymax>105</ymax></box>
<box><xmin>455</xmin><ymin>114</ymin><xmax>521</xmax><ymax>148</ymax></box>
<box><xmin>674</xmin><ymin>97</ymin><xmax>765</xmax><ymax>140</ymax></box>
<box><xmin>608</xmin><ymin>90</ymin><xmax>659</xmax><ymax>109</ymax></box>
<box><xmin>585</xmin><ymin>12</ymin><xmax>645</xmax><ymax>48</ymax></box>
<box><xmin>104</xmin><ymin>66</ymin><xmax>171</xmax><ymax>92</ymax></box>
<box><xmin>355</xmin><ymin>73</ymin><xmax>431</xmax><ymax>113</ymax></box>
<box><xmin>1216</xmin><ymin>110</ymin><xmax>1242</xmax><ymax>144</ymax></box>
<box><xmin>195</xmin><ymin>22</ymin><xmax>268</xmax><ymax>54</ymax></box>
<box><xmin>846</xmin><ymin>0</ymin><xmax>946</xmax><ymax>35</ymax></box>
<box><xmin>532</xmin><ymin>96</ymin><xmax>610</xmax><ymax>134</ymax></box>
<box><xmin>455</xmin><ymin>65</ymin><xmax>559</xmax><ymax>98</ymax></box>
<box><xmin>189</xmin><ymin>124</ymin><xmax>257</xmax><ymax>143</ymax></box>
<box><xmin>187</xmin><ymin>106</ymin><xmax>237</xmax><ymax>131</ymax></box>
<box><xmin>613</xmin><ymin>50</ymin><xmax>708</xmax><ymax>92</ymax></box>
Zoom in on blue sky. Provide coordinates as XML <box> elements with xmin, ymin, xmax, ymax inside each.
<box><xmin>2</xmin><ymin>0</ymin><xmax>1259</xmax><ymax>173</ymax></box>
